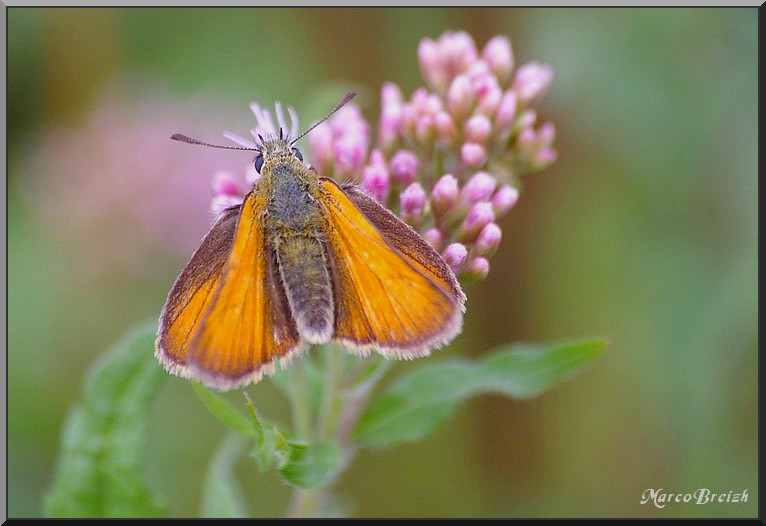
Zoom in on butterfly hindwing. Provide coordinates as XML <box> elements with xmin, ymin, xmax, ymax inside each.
<box><xmin>318</xmin><ymin>178</ymin><xmax>464</xmax><ymax>357</ymax></box>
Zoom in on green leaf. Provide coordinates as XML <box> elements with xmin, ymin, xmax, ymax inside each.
<box><xmin>44</xmin><ymin>321</ymin><xmax>167</xmax><ymax>517</ymax></box>
<box><xmin>278</xmin><ymin>441</ymin><xmax>343</xmax><ymax>489</ymax></box>
<box><xmin>201</xmin><ymin>432</ymin><xmax>249</xmax><ymax>518</ymax></box>
<box><xmin>353</xmin><ymin>339</ymin><xmax>606</xmax><ymax>448</ymax></box>
<box><xmin>192</xmin><ymin>383</ymin><xmax>255</xmax><ymax>439</ymax></box>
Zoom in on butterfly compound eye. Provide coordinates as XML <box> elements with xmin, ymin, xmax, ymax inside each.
<box><xmin>291</xmin><ymin>147</ymin><xmax>303</xmax><ymax>162</ymax></box>
<box><xmin>254</xmin><ymin>154</ymin><xmax>264</xmax><ymax>173</ymax></box>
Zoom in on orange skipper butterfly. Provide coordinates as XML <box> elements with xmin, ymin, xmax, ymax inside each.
<box><xmin>155</xmin><ymin>92</ymin><xmax>465</xmax><ymax>390</ymax></box>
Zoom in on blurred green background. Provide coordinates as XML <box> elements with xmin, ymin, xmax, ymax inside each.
<box><xmin>7</xmin><ymin>7</ymin><xmax>757</xmax><ymax>518</ymax></box>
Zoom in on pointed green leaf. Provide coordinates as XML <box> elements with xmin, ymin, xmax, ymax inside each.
<box><xmin>44</xmin><ymin>321</ymin><xmax>167</xmax><ymax>517</ymax></box>
<box><xmin>246</xmin><ymin>404</ymin><xmax>279</xmax><ymax>472</ymax></box>
<box><xmin>192</xmin><ymin>383</ymin><xmax>255</xmax><ymax>438</ymax></box>
<box><xmin>201</xmin><ymin>433</ymin><xmax>249</xmax><ymax>518</ymax></box>
<box><xmin>278</xmin><ymin>441</ymin><xmax>343</xmax><ymax>489</ymax></box>
<box><xmin>353</xmin><ymin>339</ymin><xmax>606</xmax><ymax>448</ymax></box>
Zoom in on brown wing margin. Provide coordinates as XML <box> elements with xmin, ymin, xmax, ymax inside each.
<box><xmin>156</xmin><ymin>205</ymin><xmax>240</xmax><ymax>372</ymax></box>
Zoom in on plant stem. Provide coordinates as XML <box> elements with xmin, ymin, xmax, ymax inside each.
<box><xmin>287</xmin><ymin>353</ymin><xmax>312</xmax><ymax>440</ymax></box>
<box><xmin>287</xmin><ymin>486</ymin><xmax>325</xmax><ymax>518</ymax></box>
<box><xmin>317</xmin><ymin>345</ymin><xmax>343</xmax><ymax>441</ymax></box>
<box><xmin>286</xmin><ymin>348</ymin><xmax>391</xmax><ymax>518</ymax></box>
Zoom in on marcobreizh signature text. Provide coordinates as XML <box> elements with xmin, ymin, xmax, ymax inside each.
<box><xmin>641</xmin><ymin>488</ymin><xmax>749</xmax><ymax>509</ymax></box>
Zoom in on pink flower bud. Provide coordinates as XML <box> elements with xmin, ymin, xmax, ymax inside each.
<box><xmin>333</xmin><ymin>136</ymin><xmax>366</xmax><ymax>176</ymax></box>
<box><xmin>494</xmin><ymin>90</ymin><xmax>517</xmax><ymax>137</ymax></box>
<box><xmin>474</xmin><ymin>76</ymin><xmax>502</xmax><ymax>116</ymax></box>
<box><xmin>461</xmin><ymin>142</ymin><xmax>487</xmax><ymax>167</ymax></box>
<box><xmin>400</xmin><ymin>182</ymin><xmax>427</xmax><ymax>224</ymax></box>
<box><xmin>431</xmin><ymin>174</ymin><xmax>459</xmax><ymax>217</ymax></box>
<box><xmin>464</xmin><ymin>114</ymin><xmax>492</xmax><ymax>144</ymax></box>
<box><xmin>307</xmin><ymin>122</ymin><xmax>334</xmax><ymax>175</ymax></box>
<box><xmin>422</xmin><ymin>227</ymin><xmax>443</xmax><ymax>249</ymax></box>
<box><xmin>415</xmin><ymin>115</ymin><xmax>435</xmax><ymax>144</ymax></box>
<box><xmin>482</xmin><ymin>35</ymin><xmax>514</xmax><ymax>86</ymax></box>
<box><xmin>390</xmin><ymin>149</ymin><xmax>419</xmax><ymax>186</ymax></box>
<box><xmin>460</xmin><ymin>201</ymin><xmax>495</xmax><ymax>242</ymax></box>
<box><xmin>460</xmin><ymin>171</ymin><xmax>497</xmax><ymax>205</ymax></box>
<box><xmin>442</xmin><ymin>31</ymin><xmax>478</xmax><ymax>75</ymax></box>
<box><xmin>447</xmin><ymin>74</ymin><xmax>474</xmax><ymax>122</ymax></box>
<box><xmin>443</xmin><ymin>242</ymin><xmax>468</xmax><ymax>271</ymax></box>
<box><xmin>513</xmin><ymin>62</ymin><xmax>554</xmax><ymax>106</ymax></box>
<box><xmin>434</xmin><ymin>111</ymin><xmax>458</xmax><ymax>145</ymax></box>
<box><xmin>460</xmin><ymin>256</ymin><xmax>489</xmax><ymax>282</ymax></box>
<box><xmin>381</xmin><ymin>82</ymin><xmax>404</xmax><ymax>107</ymax></box>
<box><xmin>491</xmin><ymin>184</ymin><xmax>519</xmax><ymax>216</ymax></box>
<box><xmin>360</xmin><ymin>163</ymin><xmax>389</xmax><ymax>203</ymax></box>
<box><xmin>419</xmin><ymin>37</ymin><xmax>446</xmax><ymax>93</ymax></box>
<box><xmin>474</xmin><ymin>222</ymin><xmax>502</xmax><ymax>257</ymax></box>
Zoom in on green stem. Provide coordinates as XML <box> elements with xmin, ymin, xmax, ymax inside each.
<box><xmin>287</xmin><ymin>487</ymin><xmax>325</xmax><ymax>518</ymax></box>
<box><xmin>316</xmin><ymin>345</ymin><xmax>344</xmax><ymax>441</ymax></box>
<box><xmin>287</xmin><ymin>352</ymin><xmax>312</xmax><ymax>440</ymax></box>
<box><xmin>286</xmin><ymin>348</ymin><xmax>392</xmax><ymax>518</ymax></box>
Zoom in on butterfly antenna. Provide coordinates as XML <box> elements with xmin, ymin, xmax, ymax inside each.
<box><xmin>292</xmin><ymin>91</ymin><xmax>357</xmax><ymax>145</ymax></box>
<box><xmin>170</xmin><ymin>133</ymin><xmax>258</xmax><ymax>151</ymax></box>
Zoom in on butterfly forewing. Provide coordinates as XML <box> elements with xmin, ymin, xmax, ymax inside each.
<box><xmin>157</xmin><ymin>192</ymin><xmax>302</xmax><ymax>390</ymax></box>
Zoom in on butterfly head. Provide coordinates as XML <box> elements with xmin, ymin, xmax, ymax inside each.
<box><xmin>253</xmin><ymin>130</ymin><xmax>305</xmax><ymax>174</ymax></box>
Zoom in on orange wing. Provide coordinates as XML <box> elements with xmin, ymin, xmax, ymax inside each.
<box><xmin>156</xmin><ymin>193</ymin><xmax>302</xmax><ymax>390</ymax></box>
<box><xmin>319</xmin><ymin>178</ymin><xmax>465</xmax><ymax>358</ymax></box>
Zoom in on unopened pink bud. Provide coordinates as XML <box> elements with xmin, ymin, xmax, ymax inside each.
<box><xmin>431</xmin><ymin>174</ymin><xmax>459</xmax><ymax>217</ymax></box>
<box><xmin>474</xmin><ymin>222</ymin><xmax>502</xmax><ymax>257</ymax></box>
<box><xmin>460</xmin><ymin>171</ymin><xmax>497</xmax><ymax>205</ymax></box>
<box><xmin>494</xmin><ymin>90</ymin><xmax>517</xmax><ymax>136</ymax></box>
<box><xmin>333</xmin><ymin>136</ymin><xmax>366</xmax><ymax>176</ymax></box>
<box><xmin>516</xmin><ymin>109</ymin><xmax>537</xmax><ymax>130</ymax></box>
<box><xmin>447</xmin><ymin>74</ymin><xmax>474</xmax><ymax>122</ymax></box>
<box><xmin>461</xmin><ymin>142</ymin><xmax>487</xmax><ymax>167</ymax></box>
<box><xmin>482</xmin><ymin>35</ymin><xmax>514</xmax><ymax>86</ymax></box>
<box><xmin>474</xmin><ymin>76</ymin><xmax>502</xmax><ymax>116</ymax></box>
<box><xmin>460</xmin><ymin>201</ymin><xmax>495</xmax><ymax>242</ymax></box>
<box><xmin>418</xmin><ymin>38</ymin><xmax>446</xmax><ymax>93</ymax></box>
<box><xmin>460</xmin><ymin>256</ymin><xmax>489</xmax><ymax>282</ymax></box>
<box><xmin>492</xmin><ymin>184</ymin><xmax>519</xmax><ymax>216</ymax></box>
<box><xmin>532</xmin><ymin>147</ymin><xmax>558</xmax><ymax>169</ymax></box>
<box><xmin>415</xmin><ymin>116</ymin><xmax>435</xmax><ymax>144</ymax></box>
<box><xmin>360</xmin><ymin>163</ymin><xmax>389</xmax><ymax>203</ymax></box>
<box><xmin>307</xmin><ymin>122</ymin><xmax>334</xmax><ymax>175</ymax></box>
<box><xmin>538</xmin><ymin>122</ymin><xmax>556</xmax><ymax>144</ymax></box>
<box><xmin>513</xmin><ymin>62</ymin><xmax>554</xmax><ymax>105</ymax></box>
<box><xmin>400</xmin><ymin>182</ymin><xmax>427</xmax><ymax>224</ymax></box>
<box><xmin>443</xmin><ymin>242</ymin><xmax>468</xmax><ymax>271</ymax></box>
<box><xmin>442</xmin><ymin>30</ymin><xmax>478</xmax><ymax>74</ymax></box>
<box><xmin>464</xmin><ymin>114</ymin><xmax>492</xmax><ymax>144</ymax></box>
<box><xmin>434</xmin><ymin>111</ymin><xmax>458</xmax><ymax>145</ymax></box>
<box><xmin>422</xmin><ymin>227</ymin><xmax>442</xmax><ymax>249</ymax></box>
<box><xmin>390</xmin><ymin>150</ymin><xmax>419</xmax><ymax>186</ymax></box>
<box><xmin>381</xmin><ymin>82</ymin><xmax>404</xmax><ymax>107</ymax></box>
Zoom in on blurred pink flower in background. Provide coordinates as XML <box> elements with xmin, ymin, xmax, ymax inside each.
<box><xmin>17</xmin><ymin>79</ymin><xmax>248</xmax><ymax>281</ymax></box>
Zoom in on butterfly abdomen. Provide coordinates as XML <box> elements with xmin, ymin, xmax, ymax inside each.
<box><xmin>267</xmin><ymin>164</ymin><xmax>334</xmax><ymax>344</ymax></box>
